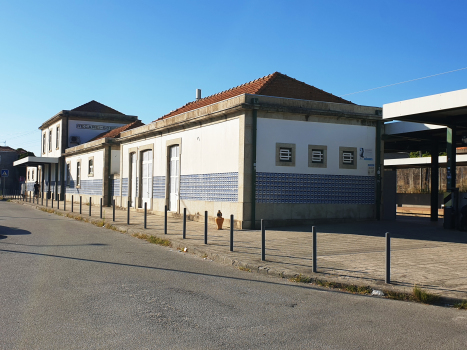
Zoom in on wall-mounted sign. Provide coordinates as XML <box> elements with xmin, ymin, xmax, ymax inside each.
<box><xmin>368</xmin><ymin>164</ymin><xmax>375</xmax><ymax>176</ymax></box>
<box><xmin>76</xmin><ymin>124</ymin><xmax>117</xmax><ymax>131</ymax></box>
<box><xmin>359</xmin><ymin>148</ymin><xmax>373</xmax><ymax>161</ymax></box>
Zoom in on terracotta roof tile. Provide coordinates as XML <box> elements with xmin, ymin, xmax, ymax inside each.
<box><xmin>0</xmin><ymin>146</ymin><xmax>18</xmax><ymax>152</ymax></box>
<box><xmin>156</xmin><ymin>72</ymin><xmax>353</xmax><ymax>121</ymax></box>
<box><xmin>72</xmin><ymin>100</ymin><xmax>124</xmax><ymax>115</ymax></box>
<box><xmin>88</xmin><ymin>120</ymin><xmax>144</xmax><ymax>142</ymax></box>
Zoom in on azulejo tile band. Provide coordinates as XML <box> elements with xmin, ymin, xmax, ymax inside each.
<box><xmin>66</xmin><ymin>179</ymin><xmax>103</xmax><ymax>196</ymax></box>
<box><xmin>153</xmin><ymin>176</ymin><xmax>165</xmax><ymax>198</ymax></box>
<box><xmin>121</xmin><ymin>178</ymin><xmax>128</xmax><ymax>197</ymax></box>
<box><xmin>256</xmin><ymin>172</ymin><xmax>375</xmax><ymax>204</ymax></box>
<box><xmin>180</xmin><ymin>172</ymin><xmax>238</xmax><ymax>202</ymax></box>
<box><xmin>111</xmin><ymin>178</ymin><xmax>120</xmax><ymax>197</ymax></box>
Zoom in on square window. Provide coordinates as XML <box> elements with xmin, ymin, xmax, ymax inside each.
<box><xmin>279</xmin><ymin>148</ymin><xmax>292</xmax><ymax>162</ymax></box>
<box><xmin>339</xmin><ymin>147</ymin><xmax>357</xmax><ymax>169</ymax></box>
<box><xmin>308</xmin><ymin>145</ymin><xmax>327</xmax><ymax>168</ymax></box>
<box><xmin>342</xmin><ymin>151</ymin><xmax>354</xmax><ymax>164</ymax></box>
<box><xmin>275</xmin><ymin>143</ymin><xmax>296</xmax><ymax>167</ymax></box>
<box><xmin>312</xmin><ymin>150</ymin><xmax>324</xmax><ymax>163</ymax></box>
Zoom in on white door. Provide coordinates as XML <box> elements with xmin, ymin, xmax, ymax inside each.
<box><xmin>141</xmin><ymin>150</ymin><xmax>153</xmax><ymax>209</ymax></box>
<box><xmin>130</xmin><ymin>153</ymin><xmax>137</xmax><ymax>208</ymax></box>
<box><xmin>168</xmin><ymin>145</ymin><xmax>179</xmax><ymax>212</ymax></box>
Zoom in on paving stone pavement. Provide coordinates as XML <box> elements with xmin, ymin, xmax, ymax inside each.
<box><xmin>8</xmin><ymin>197</ymin><xmax>467</xmax><ymax>301</ymax></box>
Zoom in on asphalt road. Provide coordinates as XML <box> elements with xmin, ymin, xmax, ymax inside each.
<box><xmin>1</xmin><ymin>201</ymin><xmax>466</xmax><ymax>350</ymax></box>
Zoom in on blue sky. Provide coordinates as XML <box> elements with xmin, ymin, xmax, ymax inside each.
<box><xmin>1</xmin><ymin>0</ymin><xmax>466</xmax><ymax>156</ymax></box>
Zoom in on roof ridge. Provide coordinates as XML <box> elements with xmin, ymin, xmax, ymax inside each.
<box><xmin>159</xmin><ymin>72</ymin><xmax>277</xmax><ymax>119</ymax></box>
<box><xmin>156</xmin><ymin>72</ymin><xmax>353</xmax><ymax>121</ymax></box>
<box><xmin>194</xmin><ymin>72</ymin><xmax>275</xmax><ymax>102</ymax></box>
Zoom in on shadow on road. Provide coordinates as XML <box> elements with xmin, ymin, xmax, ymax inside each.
<box><xmin>0</xmin><ymin>225</ymin><xmax>31</xmax><ymax>239</ymax></box>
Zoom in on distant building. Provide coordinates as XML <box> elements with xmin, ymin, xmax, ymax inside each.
<box><xmin>0</xmin><ymin>146</ymin><xmax>22</xmax><ymax>193</ymax></box>
<box><xmin>14</xmin><ymin>100</ymin><xmax>140</xmax><ymax>202</ymax></box>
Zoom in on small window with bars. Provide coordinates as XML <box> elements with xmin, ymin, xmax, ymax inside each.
<box><xmin>342</xmin><ymin>151</ymin><xmax>354</xmax><ymax>165</ymax></box>
<box><xmin>279</xmin><ymin>148</ymin><xmax>292</xmax><ymax>162</ymax></box>
<box><xmin>311</xmin><ymin>150</ymin><xmax>324</xmax><ymax>163</ymax></box>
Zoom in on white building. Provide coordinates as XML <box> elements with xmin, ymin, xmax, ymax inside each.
<box><xmin>116</xmin><ymin>72</ymin><xmax>383</xmax><ymax>228</ymax></box>
<box><xmin>15</xmin><ymin>74</ymin><xmax>383</xmax><ymax>229</ymax></box>
<box><xmin>15</xmin><ymin>100</ymin><xmax>139</xmax><ymax>204</ymax></box>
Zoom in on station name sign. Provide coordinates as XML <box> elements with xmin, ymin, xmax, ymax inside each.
<box><xmin>76</xmin><ymin>124</ymin><xmax>117</xmax><ymax>131</ymax></box>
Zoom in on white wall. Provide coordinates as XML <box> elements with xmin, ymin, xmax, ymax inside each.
<box><xmin>41</xmin><ymin>120</ymin><xmax>62</xmax><ymax>158</ymax></box>
<box><xmin>256</xmin><ymin>118</ymin><xmax>376</xmax><ymax>176</ymax></box>
<box><xmin>121</xmin><ymin>118</ymin><xmax>240</xmax><ymax>179</ymax></box>
<box><xmin>66</xmin><ymin>149</ymin><xmax>105</xmax><ymax>182</ymax></box>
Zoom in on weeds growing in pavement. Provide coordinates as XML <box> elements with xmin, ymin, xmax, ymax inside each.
<box><xmin>93</xmin><ymin>220</ymin><xmax>105</xmax><ymax>227</ymax></box>
<box><xmin>238</xmin><ymin>266</ymin><xmax>251</xmax><ymax>272</ymax></box>
<box><xmin>290</xmin><ymin>274</ymin><xmax>313</xmax><ymax>283</ymax></box>
<box><xmin>291</xmin><ymin>276</ymin><xmax>373</xmax><ymax>295</ymax></box>
<box><xmin>454</xmin><ymin>300</ymin><xmax>467</xmax><ymax>309</ymax></box>
<box><xmin>133</xmin><ymin>233</ymin><xmax>171</xmax><ymax>247</ymax></box>
<box><xmin>413</xmin><ymin>285</ymin><xmax>440</xmax><ymax>304</ymax></box>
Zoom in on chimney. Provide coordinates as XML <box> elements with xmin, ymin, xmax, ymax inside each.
<box><xmin>196</xmin><ymin>89</ymin><xmax>201</xmax><ymax>101</ymax></box>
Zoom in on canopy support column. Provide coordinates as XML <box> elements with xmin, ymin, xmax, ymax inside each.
<box><xmin>430</xmin><ymin>143</ymin><xmax>439</xmax><ymax>221</ymax></box>
<box><xmin>444</xmin><ymin>125</ymin><xmax>457</xmax><ymax>228</ymax></box>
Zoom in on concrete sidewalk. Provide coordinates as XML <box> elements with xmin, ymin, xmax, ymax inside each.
<box><xmin>8</xmin><ymin>197</ymin><xmax>467</xmax><ymax>300</ymax></box>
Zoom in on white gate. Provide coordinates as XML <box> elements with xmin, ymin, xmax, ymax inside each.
<box><xmin>168</xmin><ymin>145</ymin><xmax>179</xmax><ymax>212</ymax></box>
<box><xmin>141</xmin><ymin>150</ymin><xmax>153</xmax><ymax>209</ymax></box>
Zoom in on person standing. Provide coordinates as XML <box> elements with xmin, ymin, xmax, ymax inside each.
<box><xmin>34</xmin><ymin>181</ymin><xmax>40</xmax><ymax>198</ymax></box>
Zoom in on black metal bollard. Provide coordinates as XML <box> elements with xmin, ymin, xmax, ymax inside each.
<box><xmin>386</xmin><ymin>232</ymin><xmax>391</xmax><ymax>284</ymax></box>
<box><xmin>51</xmin><ymin>196</ymin><xmax>54</xmax><ymax>208</ymax></box>
<box><xmin>164</xmin><ymin>205</ymin><xmax>167</xmax><ymax>235</ymax></box>
<box><xmin>79</xmin><ymin>196</ymin><xmax>82</xmax><ymax>214</ymax></box>
<box><xmin>204</xmin><ymin>211</ymin><xmax>208</xmax><ymax>244</ymax></box>
<box><xmin>144</xmin><ymin>202</ymin><xmax>147</xmax><ymax>229</ymax></box>
<box><xmin>41</xmin><ymin>193</ymin><xmax>43</xmax><ymax>205</ymax></box>
<box><xmin>182</xmin><ymin>208</ymin><xmax>186</xmax><ymax>239</ymax></box>
<box><xmin>230</xmin><ymin>214</ymin><xmax>234</xmax><ymax>252</ymax></box>
<box><xmin>100</xmin><ymin>198</ymin><xmax>102</xmax><ymax>219</ymax></box>
<box><xmin>113</xmin><ymin>200</ymin><xmax>115</xmax><ymax>221</ymax></box>
<box><xmin>46</xmin><ymin>195</ymin><xmax>48</xmax><ymax>207</ymax></box>
<box><xmin>71</xmin><ymin>195</ymin><xmax>74</xmax><ymax>212</ymax></box>
<box><xmin>127</xmin><ymin>201</ymin><xmax>130</xmax><ymax>225</ymax></box>
<box><xmin>89</xmin><ymin>197</ymin><xmax>91</xmax><ymax>216</ymax></box>
<box><xmin>57</xmin><ymin>194</ymin><xmax>60</xmax><ymax>209</ymax></box>
<box><xmin>29</xmin><ymin>192</ymin><xmax>31</xmax><ymax>203</ymax></box>
<box><xmin>261</xmin><ymin>219</ymin><xmax>266</xmax><ymax>261</ymax></box>
<box><xmin>312</xmin><ymin>226</ymin><xmax>317</xmax><ymax>273</ymax></box>
<box><xmin>64</xmin><ymin>195</ymin><xmax>66</xmax><ymax>211</ymax></box>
